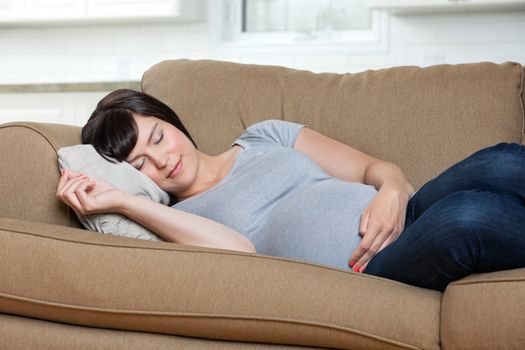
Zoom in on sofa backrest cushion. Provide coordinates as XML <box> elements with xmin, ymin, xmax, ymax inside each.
<box><xmin>142</xmin><ymin>59</ymin><xmax>524</xmax><ymax>190</ymax></box>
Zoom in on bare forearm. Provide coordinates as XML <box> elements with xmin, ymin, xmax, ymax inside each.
<box><xmin>364</xmin><ymin>161</ymin><xmax>415</xmax><ymax>199</ymax></box>
<box><xmin>117</xmin><ymin>194</ymin><xmax>256</xmax><ymax>253</ymax></box>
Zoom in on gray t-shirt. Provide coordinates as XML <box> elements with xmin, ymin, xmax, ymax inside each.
<box><xmin>173</xmin><ymin>119</ymin><xmax>378</xmax><ymax>271</ymax></box>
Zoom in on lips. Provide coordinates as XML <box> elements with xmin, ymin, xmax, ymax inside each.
<box><xmin>169</xmin><ymin>157</ymin><xmax>182</xmax><ymax>178</ymax></box>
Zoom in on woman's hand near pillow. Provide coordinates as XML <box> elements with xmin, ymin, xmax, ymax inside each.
<box><xmin>56</xmin><ymin>168</ymin><xmax>255</xmax><ymax>252</ymax></box>
<box><xmin>56</xmin><ymin>169</ymin><xmax>125</xmax><ymax>216</ymax></box>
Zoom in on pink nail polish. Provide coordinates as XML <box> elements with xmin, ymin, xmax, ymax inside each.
<box><xmin>353</xmin><ymin>266</ymin><xmax>360</xmax><ymax>273</ymax></box>
<box><xmin>349</xmin><ymin>260</ymin><xmax>355</xmax><ymax>267</ymax></box>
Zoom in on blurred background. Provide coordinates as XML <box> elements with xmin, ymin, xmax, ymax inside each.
<box><xmin>0</xmin><ymin>0</ymin><xmax>524</xmax><ymax>126</ymax></box>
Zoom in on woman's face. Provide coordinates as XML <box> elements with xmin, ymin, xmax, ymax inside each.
<box><xmin>126</xmin><ymin>114</ymin><xmax>197</xmax><ymax>195</ymax></box>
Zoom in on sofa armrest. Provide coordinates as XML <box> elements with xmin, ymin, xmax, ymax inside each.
<box><xmin>442</xmin><ymin>268</ymin><xmax>525</xmax><ymax>349</ymax></box>
<box><xmin>0</xmin><ymin>217</ymin><xmax>441</xmax><ymax>350</ymax></box>
<box><xmin>0</xmin><ymin>122</ymin><xmax>83</xmax><ymax>228</ymax></box>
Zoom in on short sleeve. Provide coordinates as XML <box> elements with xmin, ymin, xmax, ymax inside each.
<box><xmin>231</xmin><ymin>119</ymin><xmax>307</xmax><ymax>149</ymax></box>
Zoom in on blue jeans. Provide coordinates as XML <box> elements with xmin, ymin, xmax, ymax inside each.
<box><xmin>363</xmin><ymin>142</ymin><xmax>525</xmax><ymax>292</ymax></box>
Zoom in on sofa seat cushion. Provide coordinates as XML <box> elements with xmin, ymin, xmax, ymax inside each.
<box><xmin>0</xmin><ymin>313</ymin><xmax>324</xmax><ymax>350</ymax></box>
<box><xmin>441</xmin><ymin>268</ymin><xmax>525</xmax><ymax>350</ymax></box>
<box><xmin>0</xmin><ymin>218</ymin><xmax>441</xmax><ymax>350</ymax></box>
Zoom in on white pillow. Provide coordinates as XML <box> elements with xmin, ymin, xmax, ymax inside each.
<box><xmin>57</xmin><ymin>144</ymin><xmax>169</xmax><ymax>241</ymax></box>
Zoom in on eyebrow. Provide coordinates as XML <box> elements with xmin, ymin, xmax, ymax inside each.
<box><xmin>128</xmin><ymin>122</ymin><xmax>158</xmax><ymax>163</ymax></box>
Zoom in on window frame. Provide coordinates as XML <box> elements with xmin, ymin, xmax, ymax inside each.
<box><xmin>208</xmin><ymin>0</ymin><xmax>389</xmax><ymax>55</ymax></box>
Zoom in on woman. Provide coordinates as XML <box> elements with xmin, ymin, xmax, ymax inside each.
<box><xmin>57</xmin><ymin>89</ymin><xmax>525</xmax><ymax>292</ymax></box>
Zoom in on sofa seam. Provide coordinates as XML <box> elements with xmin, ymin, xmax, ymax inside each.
<box><xmin>449</xmin><ymin>277</ymin><xmax>525</xmax><ymax>286</ymax></box>
<box><xmin>279</xmin><ymin>67</ymin><xmax>286</xmax><ymax>121</ymax></box>
<box><xmin>0</xmin><ymin>124</ymin><xmax>60</xmax><ymax>151</ymax></box>
<box><xmin>0</xmin><ymin>224</ymin><xmax>438</xmax><ymax>291</ymax></box>
<box><xmin>438</xmin><ymin>287</ymin><xmax>444</xmax><ymax>350</ymax></box>
<box><xmin>518</xmin><ymin>64</ymin><xmax>525</xmax><ymax>143</ymax></box>
<box><xmin>0</xmin><ymin>293</ymin><xmax>426</xmax><ymax>350</ymax></box>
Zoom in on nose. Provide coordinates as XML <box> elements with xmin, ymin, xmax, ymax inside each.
<box><xmin>149</xmin><ymin>150</ymin><xmax>168</xmax><ymax>169</ymax></box>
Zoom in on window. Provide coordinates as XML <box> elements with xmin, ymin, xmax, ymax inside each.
<box><xmin>242</xmin><ymin>0</ymin><xmax>371</xmax><ymax>39</ymax></box>
<box><xmin>209</xmin><ymin>0</ymin><xmax>388</xmax><ymax>55</ymax></box>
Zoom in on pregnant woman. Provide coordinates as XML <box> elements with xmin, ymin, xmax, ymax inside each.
<box><xmin>56</xmin><ymin>89</ymin><xmax>525</xmax><ymax>292</ymax></box>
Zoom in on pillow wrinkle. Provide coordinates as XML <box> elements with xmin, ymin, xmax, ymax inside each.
<box><xmin>100</xmin><ymin>215</ymin><xmax>164</xmax><ymax>241</ymax></box>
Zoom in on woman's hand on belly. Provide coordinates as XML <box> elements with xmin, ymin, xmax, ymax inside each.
<box><xmin>348</xmin><ymin>183</ymin><xmax>410</xmax><ymax>273</ymax></box>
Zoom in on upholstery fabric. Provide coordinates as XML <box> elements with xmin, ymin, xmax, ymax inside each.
<box><xmin>0</xmin><ymin>218</ymin><xmax>441</xmax><ymax>350</ymax></box>
<box><xmin>0</xmin><ymin>313</ymin><xmax>325</xmax><ymax>350</ymax></box>
<box><xmin>0</xmin><ymin>122</ymin><xmax>82</xmax><ymax>228</ymax></box>
<box><xmin>142</xmin><ymin>60</ymin><xmax>524</xmax><ymax>190</ymax></box>
<box><xmin>441</xmin><ymin>268</ymin><xmax>525</xmax><ymax>350</ymax></box>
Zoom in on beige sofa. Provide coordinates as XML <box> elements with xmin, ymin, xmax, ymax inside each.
<box><xmin>1</xmin><ymin>59</ymin><xmax>525</xmax><ymax>350</ymax></box>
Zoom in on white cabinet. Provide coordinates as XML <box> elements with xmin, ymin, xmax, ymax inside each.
<box><xmin>369</xmin><ymin>0</ymin><xmax>525</xmax><ymax>13</ymax></box>
<box><xmin>0</xmin><ymin>91</ymin><xmax>111</xmax><ymax>126</ymax></box>
<box><xmin>0</xmin><ymin>0</ymin><xmax>205</xmax><ymax>26</ymax></box>
<box><xmin>30</xmin><ymin>0</ymin><xmax>85</xmax><ymax>21</ymax></box>
<box><xmin>87</xmin><ymin>0</ymin><xmax>203</xmax><ymax>20</ymax></box>
<box><xmin>0</xmin><ymin>0</ymin><xmax>24</xmax><ymax>22</ymax></box>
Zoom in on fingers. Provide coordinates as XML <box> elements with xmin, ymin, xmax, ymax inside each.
<box><xmin>70</xmin><ymin>180</ymin><xmax>97</xmax><ymax>215</ymax></box>
<box><xmin>56</xmin><ymin>169</ymin><xmax>94</xmax><ymax>215</ymax></box>
<box><xmin>76</xmin><ymin>181</ymin><xmax>96</xmax><ymax>214</ymax></box>
<box><xmin>57</xmin><ymin>169</ymin><xmax>87</xmax><ymax>194</ymax></box>
<box><xmin>398</xmin><ymin>213</ymin><xmax>406</xmax><ymax>235</ymax></box>
<box><xmin>350</xmin><ymin>225</ymin><xmax>391</xmax><ymax>272</ymax></box>
<box><xmin>348</xmin><ymin>187</ymin><xmax>410</xmax><ymax>273</ymax></box>
<box><xmin>62</xmin><ymin>178</ymin><xmax>90</xmax><ymax>212</ymax></box>
<box><xmin>348</xmin><ymin>213</ymin><xmax>370</xmax><ymax>267</ymax></box>
<box><xmin>348</xmin><ymin>211</ymin><xmax>372</xmax><ymax>269</ymax></box>
<box><xmin>359</xmin><ymin>233</ymin><xmax>399</xmax><ymax>273</ymax></box>
<box><xmin>349</xmin><ymin>216</ymin><xmax>400</xmax><ymax>272</ymax></box>
<box><xmin>57</xmin><ymin>171</ymin><xmax>85</xmax><ymax>197</ymax></box>
<box><xmin>57</xmin><ymin>169</ymin><xmax>69</xmax><ymax>190</ymax></box>
<box><xmin>358</xmin><ymin>211</ymin><xmax>369</xmax><ymax>238</ymax></box>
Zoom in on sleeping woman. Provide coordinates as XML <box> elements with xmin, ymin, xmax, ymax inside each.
<box><xmin>56</xmin><ymin>89</ymin><xmax>525</xmax><ymax>292</ymax></box>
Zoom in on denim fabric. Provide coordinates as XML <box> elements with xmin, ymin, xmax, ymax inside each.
<box><xmin>363</xmin><ymin>142</ymin><xmax>525</xmax><ymax>291</ymax></box>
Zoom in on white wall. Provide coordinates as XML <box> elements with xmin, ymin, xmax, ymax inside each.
<box><xmin>0</xmin><ymin>22</ymin><xmax>210</xmax><ymax>84</ymax></box>
<box><xmin>0</xmin><ymin>9</ymin><xmax>524</xmax><ymax>84</ymax></box>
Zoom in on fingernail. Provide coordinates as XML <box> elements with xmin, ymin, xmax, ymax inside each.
<box><xmin>349</xmin><ymin>260</ymin><xmax>355</xmax><ymax>267</ymax></box>
<box><xmin>353</xmin><ymin>265</ymin><xmax>360</xmax><ymax>273</ymax></box>
<box><xmin>359</xmin><ymin>266</ymin><xmax>366</xmax><ymax>273</ymax></box>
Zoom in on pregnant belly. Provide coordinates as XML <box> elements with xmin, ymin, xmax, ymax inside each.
<box><xmin>253</xmin><ymin>179</ymin><xmax>378</xmax><ymax>271</ymax></box>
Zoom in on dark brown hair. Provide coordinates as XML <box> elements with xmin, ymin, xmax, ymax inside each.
<box><xmin>82</xmin><ymin>89</ymin><xmax>196</xmax><ymax>163</ymax></box>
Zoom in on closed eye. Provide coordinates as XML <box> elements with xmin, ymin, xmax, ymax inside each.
<box><xmin>155</xmin><ymin>132</ymin><xmax>163</xmax><ymax>144</ymax></box>
<box><xmin>135</xmin><ymin>158</ymin><xmax>145</xmax><ymax>171</ymax></box>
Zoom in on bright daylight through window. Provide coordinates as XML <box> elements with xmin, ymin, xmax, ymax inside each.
<box><xmin>242</xmin><ymin>0</ymin><xmax>371</xmax><ymax>40</ymax></box>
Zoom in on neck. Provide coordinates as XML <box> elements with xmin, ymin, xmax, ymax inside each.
<box><xmin>177</xmin><ymin>150</ymin><xmax>232</xmax><ymax>201</ymax></box>
<box><xmin>196</xmin><ymin>151</ymin><xmax>227</xmax><ymax>187</ymax></box>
